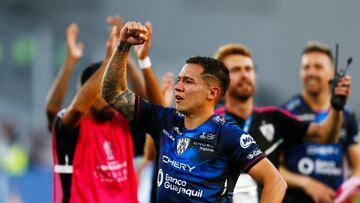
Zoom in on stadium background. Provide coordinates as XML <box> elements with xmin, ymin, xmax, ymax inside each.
<box><xmin>0</xmin><ymin>0</ymin><xmax>359</xmax><ymax>202</ymax></box>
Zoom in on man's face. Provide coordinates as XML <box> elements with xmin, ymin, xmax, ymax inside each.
<box><xmin>300</xmin><ymin>52</ymin><xmax>334</xmax><ymax>96</ymax></box>
<box><xmin>174</xmin><ymin>64</ymin><xmax>213</xmax><ymax>115</ymax></box>
<box><xmin>92</xmin><ymin>97</ymin><xmax>116</xmax><ymax>121</ymax></box>
<box><xmin>222</xmin><ymin>54</ymin><xmax>256</xmax><ymax>101</ymax></box>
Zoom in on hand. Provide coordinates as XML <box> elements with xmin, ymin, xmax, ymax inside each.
<box><xmin>330</xmin><ymin>75</ymin><xmax>351</xmax><ymax>110</ymax></box>
<box><xmin>119</xmin><ymin>21</ymin><xmax>148</xmax><ymax>45</ymax></box>
<box><xmin>161</xmin><ymin>72</ymin><xmax>174</xmax><ymax>107</ymax></box>
<box><xmin>66</xmin><ymin>23</ymin><xmax>83</xmax><ymax>61</ymax></box>
<box><xmin>107</xmin><ymin>15</ymin><xmax>124</xmax><ymax>31</ymax></box>
<box><xmin>303</xmin><ymin>178</ymin><xmax>336</xmax><ymax>203</ymax></box>
<box><xmin>134</xmin><ymin>21</ymin><xmax>152</xmax><ymax>59</ymax></box>
<box><xmin>333</xmin><ymin>75</ymin><xmax>351</xmax><ymax>98</ymax></box>
<box><xmin>105</xmin><ymin>26</ymin><xmax>119</xmax><ymax>59</ymax></box>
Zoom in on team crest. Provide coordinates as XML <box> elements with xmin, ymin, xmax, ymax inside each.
<box><xmin>259</xmin><ymin>122</ymin><xmax>275</xmax><ymax>142</ymax></box>
<box><xmin>176</xmin><ymin>138</ymin><xmax>190</xmax><ymax>155</ymax></box>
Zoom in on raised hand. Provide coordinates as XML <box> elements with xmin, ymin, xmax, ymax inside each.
<box><xmin>107</xmin><ymin>15</ymin><xmax>124</xmax><ymax>31</ymax></box>
<box><xmin>105</xmin><ymin>26</ymin><xmax>119</xmax><ymax>59</ymax></box>
<box><xmin>119</xmin><ymin>21</ymin><xmax>148</xmax><ymax>45</ymax></box>
<box><xmin>134</xmin><ymin>21</ymin><xmax>152</xmax><ymax>59</ymax></box>
<box><xmin>161</xmin><ymin>72</ymin><xmax>174</xmax><ymax>107</ymax></box>
<box><xmin>66</xmin><ymin>23</ymin><xmax>83</xmax><ymax>61</ymax></box>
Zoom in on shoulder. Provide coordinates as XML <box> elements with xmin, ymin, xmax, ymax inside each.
<box><xmin>281</xmin><ymin>94</ymin><xmax>302</xmax><ymax>111</ymax></box>
<box><xmin>255</xmin><ymin>106</ymin><xmax>300</xmax><ymax>121</ymax></box>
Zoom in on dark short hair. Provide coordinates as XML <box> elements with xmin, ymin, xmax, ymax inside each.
<box><xmin>302</xmin><ymin>41</ymin><xmax>333</xmax><ymax>63</ymax></box>
<box><xmin>186</xmin><ymin>56</ymin><xmax>230</xmax><ymax>97</ymax></box>
<box><xmin>80</xmin><ymin>61</ymin><xmax>103</xmax><ymax>85</ymax></box>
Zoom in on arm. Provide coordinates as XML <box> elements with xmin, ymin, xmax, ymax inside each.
<box><xmin>107</xmin><ymin>15</ymin><xmax>146</xmax><ymax>97</ymax></box>
<box><xmin>101</xmin><ymin>21</ymin><xmax>148</xmax><ymax>120</ymax></box>
<box><xmin>279</xmin><ymin>166</ymin><xmax>335</xmax><ymax>203</ymax></box>
<box><xmin>248</xmin><ymin>158</ymin><xmax>287</xmax><ymax>203</ymax></box>
<box><xmin>347</xmin><ymin>144</ymin><xmax>360</xmax><ymax>176</ymax></box>
<box><xmin>45</xmin><ymin>23</ymin><xmax>83</xmax><ymax>129</ymax></box>
<box><xmin>306</xmin><ymin>75</ymin><xmax>351</xmax><ymax>143</ymax></box>
<box><xmin>61</xmin><ymin>27</ymin><xmax>118</xmax><ymax>128</ymax></box>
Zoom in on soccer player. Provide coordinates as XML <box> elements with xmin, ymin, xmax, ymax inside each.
<box><xmin>101</xmin><ymin>21</ymin><xmax>287</xmax><ymax>203</ymax></box>
<box><xmin>280</xmin><ymin>41</ymin><xmax>359</xmax><ymax>203</ymax></box>
<box><xmin>51</xmin><ymin>27</ymin><xmax>139</xmax><ymax>203</ymax></box>
<box><xmin>212</xmin><ymin>43</ymin><xmax>351</xmax><ymax>202</ymax></box>
<box><xmin>46</xmin><ymin>23</ymin><xmax>83</xmax><ymax>130</ymax></box>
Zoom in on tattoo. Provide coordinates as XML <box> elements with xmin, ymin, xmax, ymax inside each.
<box><xmin>102</xmin><ymin>42</ymin><xmax>135</xmax><ymax>120</ymax></box>
<box><xmin>113</xmin><ymin>89</ymin><xmax>136</xmax><ymax>120</ymax></box>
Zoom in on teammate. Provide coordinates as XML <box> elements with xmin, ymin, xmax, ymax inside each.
<box><xmin>101</xmin><ymin>21</ymin><xmax>287</xmax><ymax>203</ymax></box>
<box><xmin>51</xmin><ymin>27</ymin><xmax>139</xmax><ymax>203</ymax></box>
<box><xmin>46</xmin><ymin>23</ymin><xmax>83</xmax><ymax>130</ymax></box>
<box><xmin>212</xmin><ymin>43</ymin><xmax>351</xmax><ymax>202</ymax></box>
<box><xmin>280</xmin><ymin>41</ymin><xmax>359</xmax><ymax>203</ymax></box>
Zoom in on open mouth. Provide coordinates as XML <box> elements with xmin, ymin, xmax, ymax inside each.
<box><xmin>175</xmin><ymin>95</ymin><xmax>184</xmax><ymax>103</ymax></box>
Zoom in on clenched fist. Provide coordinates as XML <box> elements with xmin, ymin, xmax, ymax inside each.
<box><xmin>119</xmin><ymin>21</ymin><xmax>148</xmax><ymax>45</ymax></box>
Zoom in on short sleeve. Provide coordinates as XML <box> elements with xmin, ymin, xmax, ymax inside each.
<box><xmin>132</xmin><ymin>96</ymin><xmax>175</xmax><ymax>142</ymax></box>
<box><xmin>219</xmin><ymin>122</ymin><xmax>265</xmax><ymax>173</ymax></box>
<box><xmin>53</xmin><ymin>109</ymin><xmax>79</xmax><ymax>139</ymax></box>
<box><xmin>277</xmin><ymin>108</ymin><xmax>310</xmax><ymax>145</ymax></box>
<box><xmin>344</xmin><ymin>112</ymin><xmax>359</xmax><ymax>147</ymax></box>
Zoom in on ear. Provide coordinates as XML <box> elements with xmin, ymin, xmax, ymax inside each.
<box><xmin>207</xmin><ymin>87</ymin><xmax>221</xmax><ymax>101</ymax></box>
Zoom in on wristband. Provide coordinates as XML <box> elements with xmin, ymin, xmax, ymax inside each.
<box><xmin>138</xmin><ymin>57</ymin><xmax>152</xmax><ymax>69</ymax></box>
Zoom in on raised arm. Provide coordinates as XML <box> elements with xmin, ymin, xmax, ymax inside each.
<box><xmin>45</xmin><ymin>23</ymin><xmax>83</xmax><ymax>129</ymax></box>
<box><xmin>107</xmin><ymin>15</ymin><xmax>146</xmax><ymax>98</ymax></box>
<box><xmin>248</xmin><ymin>158</ymin><xmax>287</xmax><ymax>203</ymax></box>
<box><xmin>306</xmin><ymin>75</ymin><xmax>351</xmax><ymax>143</ymax></box>
<box><xmin>61</xmin><ymin>27</ymin><xmax>118</xmax><ymax>128</ymax></box>
<box><xmin>101</xmin><ymin>22</ymin><xmax>148</xmax><ymax>120</ymax></box>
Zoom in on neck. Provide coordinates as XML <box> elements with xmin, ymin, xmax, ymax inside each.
<box><xmin>184</xmin><ymin>107</ymin><xmax>214</xmax><ymax>129</ymax></box>
<box><xmin>225</xmin><ymin>95</ymin><xmax>254</xmax><ymax>120</ymax></box>
<box><xmin>301</xmin><ymin>90</ymin><xmax>330</xmax><ymax>111</ymax></box>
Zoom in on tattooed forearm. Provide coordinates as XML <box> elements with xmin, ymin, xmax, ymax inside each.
<box><xmin>113</xmin><ymin>89</ymin><xmax>136</xmax><ymax>120</ymax></box>
<box><xmin>102</xmin><ymin>42</ymin><xmax>135</xmax><ymax>120</ymax></box>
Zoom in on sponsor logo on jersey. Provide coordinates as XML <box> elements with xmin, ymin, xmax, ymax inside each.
<box><xmin>247</xmin><ymin>149</ymin><xmax>262</xmax><ymax>159</ymax></box>
<box><xmin>162</xmin><ymin>155</ymin><xmax>196</xmax><ymax>172</ymax></box>
<box><xmin>177</xmin><ymin>138</ymin><xmax>190</xmax><ymax>155</ymax></box>
<box><xmin>193</xmin><ymin>141</ymin><xmax>215</xmax><ymax>153</ymax></box>
<box><xmin>240</xmin><ymin>134</ymin><xmax>256</xmax><ymax>149</ymax></box>
<box><xmin>298</xmin><ymin>157</ymin><xmax>342</xmax><ymax>176</ymax></box>
<box><xmin>173</xmin><ymin>127</ymin><xmax>182</xmax><ymax>135</ymax></box>
<box><xmin>212</xmin><ymin>115</ymin><xmax>225</xmax><ymax>125</ymax></box>
<box><xmin>157</xmin><ymin>169</ymin><xmax>204</xmax><ymax>198</ymax></box>
<box><xmin>199</xmin><ymin>132</ymin><xmax>216</xmax><ymax>140</ymax></box>
<box><xmin>259</xmin><ymin>122</ymin><xmax>275</xmax><ymax>142</ymax></box>
<box><xmin>162</xmin><ymin>129</ymin><xmax>175</xmax><ymax>141</ymax></box>
<box><xmin>306</xmin><ymin>145</ymin><xmax>339</xmax><ymax>156</ymax></box>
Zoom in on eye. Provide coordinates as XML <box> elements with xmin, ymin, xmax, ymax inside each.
<box><xmin>185</xmin><ymin>79</ymin><xmax>193</xmax><ymax>84</ymax></box>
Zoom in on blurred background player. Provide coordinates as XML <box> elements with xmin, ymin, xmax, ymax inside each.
<box><xmin>213</xmin><ymin>43</ymin><xmax>351</xmax><ymax>203</ymax></box>
<box><xmin>280</xmin><ymin>41</ymin><xmax>360</xmax><ymax>203</ymax></box>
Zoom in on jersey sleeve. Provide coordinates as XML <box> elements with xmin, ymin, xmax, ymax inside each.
<box><xmin>219</xmin><ymin>122</ymin><xmax>265</xmax><ymax>173</ymax></box>
<box><xmin>277</xmin><ymin>108</ymin><xmax>310</xmax><ymax>145</ymax></box>
<box><xmin>53</xmin><ymin>109</ymin><xmax>80</xmax><ymax>139</ymax></box>
<box><xmin>344</xmin><ymin>112</ymin><xmax>359</xmax><ymax>147</ymax></box>
<box><xmin>132</xmin><ymin>95</ymin><xmax>175</xmax><ymax>142</ymax></box>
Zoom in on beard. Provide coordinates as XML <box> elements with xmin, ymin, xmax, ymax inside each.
<box><xmin>228</xmin><ymin>84</ymin><xmax>254</xmax><ymax>102</ymax></box>
<box><xmin>303</xmin><ymin>76</ymin><xmax>323</xmax><ymax>97</ymax></box>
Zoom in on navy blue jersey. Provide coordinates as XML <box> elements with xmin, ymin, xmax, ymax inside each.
<box><xmin>282</xmin><ymin>94</ymin><xmax>359</xmax><ymax>203</ymax></box>
<box><xmin>132</xmin><ymin>96</ymin><xmax>264</xmax><ymax>203</ymax></box>
<box><xmin>216</xmin><ymin>106</ymin><xmax>310</xmax><ymax>196</ymax></box>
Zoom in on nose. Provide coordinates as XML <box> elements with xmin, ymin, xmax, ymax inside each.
<box><xmin>174</xmin><ymin>80</ymin><xmax>184</xmax><ymax>92</ymax></box>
